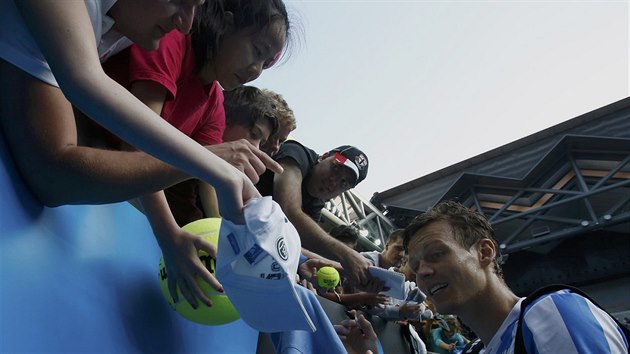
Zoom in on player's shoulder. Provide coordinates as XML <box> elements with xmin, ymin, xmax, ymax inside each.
<box><xmin>520</xmin><ymin>287</ymin><xmax>629</xmax><ymax>354</ymax></box>
<box><xmin>526</xmin><ymin>287</ymin><xmax>582</xmax><ymax>309</ymax></box>
<box><xmin>522</xmin><ymin>287</ymin><xmax>590</xmax><ymax>322</ymax></box>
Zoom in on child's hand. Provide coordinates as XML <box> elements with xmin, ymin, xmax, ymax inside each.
<box><xmin>361</xmin><ymin>292</ymin><xmax>389</xmax><ymax>308</ymax></box>
<box><xmin>161</xmin><ymin>229</ymin><xmax>223</xmax><ymax>308</ymax></box>
<box><xmin>399</xmin><ymin>301</ymin><xmax>422</xmax><ymax>319</ymax></box>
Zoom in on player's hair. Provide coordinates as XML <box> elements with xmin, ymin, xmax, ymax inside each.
<box><xmin>403</xmin><ymin>201</ymin><xmax>503</xmax><ymax>278</ymax></box>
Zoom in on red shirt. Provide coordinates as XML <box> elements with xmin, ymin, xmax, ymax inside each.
<box><xmin>102</xmin><ymin>31</ymin><xmax>226</xmax><ymax>226</ymax></box>
<box><xmin>104</xmin><ymin>31</ymin><xmax>225</xmax><ymax>146</ymax></box>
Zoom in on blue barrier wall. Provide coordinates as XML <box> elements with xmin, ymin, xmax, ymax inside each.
<box><xmin>0</xmin><ymin>135</ymin><xmax>259</xmax><ymax>353</ymax></box>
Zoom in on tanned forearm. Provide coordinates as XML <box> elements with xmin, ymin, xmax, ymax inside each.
<box><xmin>285</xmin><ymin>208</ymin><xmax>352</xmax><ymax>261</ymax></box>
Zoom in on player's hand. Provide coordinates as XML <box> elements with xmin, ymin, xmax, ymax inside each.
<box><xmin>206</xmin><ymin>139</ymin><xmax>283</xmax><ymax>183</ymax></box>
<box><xmin>335</xmin><ymin>310</ymin><xmax>379</xmax><ymax>354</ymax></box>
<box><xmin>161</xmin><ymin>229</ymin><xmax>222</xmax><ymax>308</ymax></box>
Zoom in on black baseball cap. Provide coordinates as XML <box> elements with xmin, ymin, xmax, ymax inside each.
<box><xmin>328</xmin><ymin>145</ymin><xmax>369</xmax><ymax>186</ymax></box>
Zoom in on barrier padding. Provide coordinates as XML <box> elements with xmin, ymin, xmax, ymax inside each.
<box><xmin>0</xmin><ymin>134</ymin><xmax>259</xmax><ymax>353</ymax></box>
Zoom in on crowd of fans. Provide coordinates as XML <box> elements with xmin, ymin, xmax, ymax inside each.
<box><xmin>1</xmin><ymin>1</ymin><xmax>627</xmax><ymax>353</ymax></box>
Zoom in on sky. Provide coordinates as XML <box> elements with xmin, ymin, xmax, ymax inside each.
<box><xmin>251</xmin><ymin>1</ymin><xmax>629</xmax><ymax>199</ymax></box>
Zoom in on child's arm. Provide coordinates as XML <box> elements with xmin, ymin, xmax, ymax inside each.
<box><xmin>335</xmin><ymin>292</ymin><xmax>389</xmax><ymax>310</ymax></box>
<box><xmin>140</xmin><ymin>191</ymin><xmax>220</xmax><ymax>307</ymax></box>
<box><xmin>199</xmin><ymin>183</ymin><xmax>221</xmax><ymax>218</ymax></box>
<box><xmin>125</xmin><ymin>81</ymin><xmax>221</xmax><ymax>307</ymax></box>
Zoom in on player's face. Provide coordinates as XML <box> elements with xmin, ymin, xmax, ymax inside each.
<box><xmin>307</xmin><ymin>155</ymin><xmax>355</xmax><ymax>200</ymax></box>
<box><xmin>406</xmin><ymin>221</ymin><xmax>487</xmax><ymax>315</ymax></box>
<box><xmin>111</xmin><ymin>0</ymin><xmax>204</xmax><ymax>50</ymax></box>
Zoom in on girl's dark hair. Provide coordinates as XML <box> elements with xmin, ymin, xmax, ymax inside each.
<box><xmin>190</xmin><ymin>0</ymin><xmax>290</xmax><ymax>71</ymax></box>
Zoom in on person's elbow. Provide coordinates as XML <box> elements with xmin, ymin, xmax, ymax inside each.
<box><xmin>27</xmin><ymin>172</ymin><xmax>99</xmax><ymax>207</ymax></box>
<box><xmin>55</xmin><ymin>64</ymin><xmax>106</xmax><ymax>106</ymax></box>
<box><xmin>282</xmin><ymin>206</ymin><xmax>307</xmax><ymax>225</ymax></box>
<box><xmin>32</xmin><ymin>185</ymin><xmax>74</xmax><ymax>208</ymax></box>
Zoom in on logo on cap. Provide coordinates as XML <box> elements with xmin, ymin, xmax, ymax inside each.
<box><xmin>276</xmin><ymin>237</ymin><xmax>289</xmax><ymax>261</ymax></box>
<box><xmin>355</xmin><ymin>154</ymin><xmax>368</xmax><ymax>169</ymax></box>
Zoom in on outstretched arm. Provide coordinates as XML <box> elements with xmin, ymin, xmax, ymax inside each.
<box><xmin>328</xmin><ymin>291</ymin><xmax>389</xmax><ymax>310</ymax></box>
<box><xmin>272</xmin><ymin>160</ymin><xmax>372</xmax><ymax>287</ymax></box>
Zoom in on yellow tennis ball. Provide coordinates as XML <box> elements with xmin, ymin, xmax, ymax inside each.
<box><xmin>158</xmin><ymin>218</ymin><xmax>239</xmax><ymax>325</ymax></box>
<box><xmin>317</xmin><ymin>266</ymin><xmax>340</xmax><ymax>290</ymax></box>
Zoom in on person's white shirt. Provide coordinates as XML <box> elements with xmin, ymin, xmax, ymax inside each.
<box><xmin>0</xmin><ymin>0</ymin><xmax>131</xmax><ymax>87</ymax></box>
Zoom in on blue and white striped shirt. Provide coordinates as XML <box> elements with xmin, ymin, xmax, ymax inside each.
<box><xmin>483</xmin><ymin>289</ymin><xmax>628</xmax><ymax>354</ymax></box>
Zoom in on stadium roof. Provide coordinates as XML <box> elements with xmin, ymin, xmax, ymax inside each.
<box><xmin>371</xmin><ymin>97</ymin><xmax>630</xmax><ymax>300</ymax></box>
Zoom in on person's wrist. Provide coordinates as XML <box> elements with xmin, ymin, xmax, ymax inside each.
<box><xmin>334</xmin><ymin>291</ymin><xmax>341</xmax><ymax>302</ymax></box>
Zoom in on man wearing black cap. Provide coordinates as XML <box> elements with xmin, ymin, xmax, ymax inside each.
<box><xmin>256</xmin><ymin>140</ymin><xmax>372</xmax><ymax>287</ymax></box>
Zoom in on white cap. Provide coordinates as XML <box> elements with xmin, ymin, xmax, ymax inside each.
<box><xmin>216</xmin><ymin>197</ymin><xmax>316</xmax><ymax>333</ymax></box>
